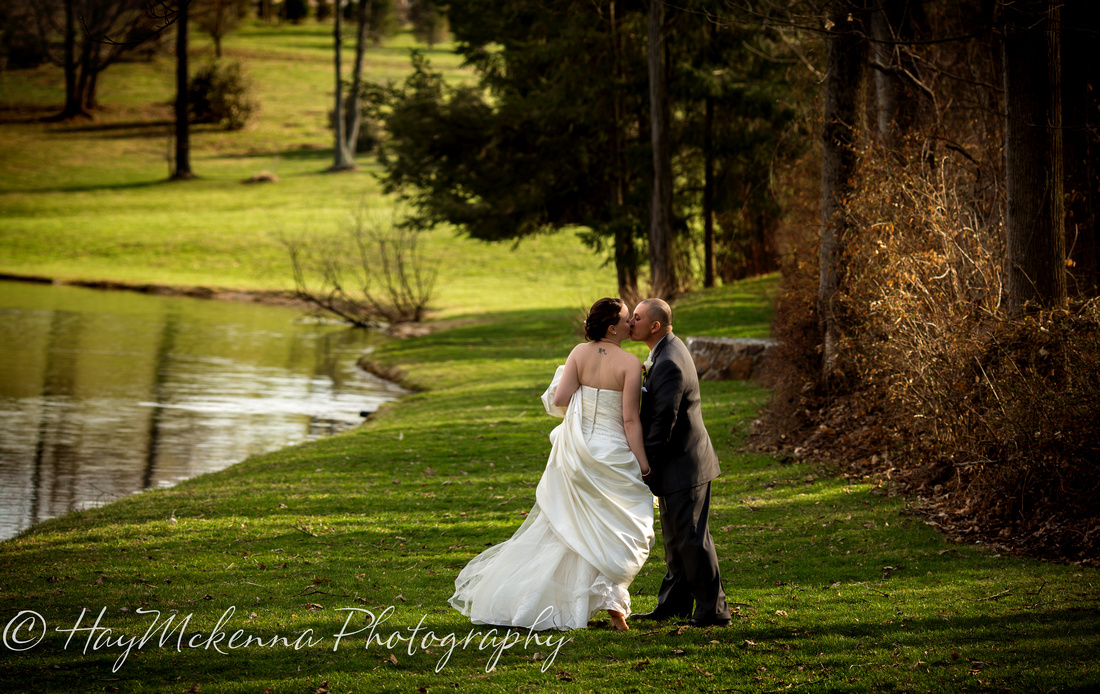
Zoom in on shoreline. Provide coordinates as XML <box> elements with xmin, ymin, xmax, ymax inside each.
<box><xmin>0</xmin><ymin>273</ymin><xmax>414</xmax><ymax>541</ymax></box>
<box><xmin>0</xmin><ymin>271</ymin><xmax>465</xmax><ymax>338</ymax></box>
<box><xmin>0</xmin><ymin>271</ymin><xmax>310</xmax><ymax>309</ymax></box>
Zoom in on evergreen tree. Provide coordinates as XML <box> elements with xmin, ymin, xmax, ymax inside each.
<box><xmin>375</xmin><ymin>0</ymin><xmax>805</xmax><ymax>297</ymax></box>
<box><xmin>377</xmin><ymin>0</ymin><xmax>653</xmax><ymax>299</ymax></box>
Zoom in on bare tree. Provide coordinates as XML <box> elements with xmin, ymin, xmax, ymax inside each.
<box><xmin>869</xmin><ymin>0</ymin><xmax>923</xmax><ymax>144</ymax></box>
<box><xmin>27</xmin><ymin>0</ymin><xmax>164</xmax><ymax>119</ymax></box>
<box><xmin>818</xmin><ymin>1</ymin><xmax>869</xmax><ymax>386</ymax></box>
<box><xmin>282</xmin><ymin>206</ymin><xmax>438</xmax><ymax>325</ymax></box>
<box><xmin>1002</xmin><ymin>0</ymin><xmax>1066</xmax><ymax>312</ymax></box>
<box><xmin>330</xmin><ymin>0</ymin><xmax>354</xmax><ymax>170</ymax></box>
<box><xmin>192</xmin><ymin>0</ymin><xmax>248</xmax><ymax>58</ymax></box>
<box><xmin>344</xmin><ymin>0</ymin><xmax>372</xmax><ymax>155</ymax></box>
<box><xmin>1061</xmin><ymin>1</ymin><xmax>1100</xmax><ymax>297</ymax></box>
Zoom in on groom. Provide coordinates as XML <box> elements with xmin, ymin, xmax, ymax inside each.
<box><xmin>630</xmin><ymin>298</ymin><xmax>732</xmax><ymax>627</ymax></box>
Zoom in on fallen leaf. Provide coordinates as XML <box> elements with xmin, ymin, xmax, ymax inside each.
<box><xmin>387</xmin><ymin>653</ymin><xmax>398</xmax><ymax>665</ymax></box>
<box><xmin>558</xmin><ymin>671</ymin><xmax>573</xmax><ymax>681</ymax></box>
<box><xmin>633</xmin><ymin>659</ymin><xmax>649</xmax><ymax>670</ymax></box>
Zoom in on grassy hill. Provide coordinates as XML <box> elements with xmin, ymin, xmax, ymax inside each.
<box><xmin>0</xmin><ymin>23</ymin><xmax>617</xmax><ymax>316</ymax></box>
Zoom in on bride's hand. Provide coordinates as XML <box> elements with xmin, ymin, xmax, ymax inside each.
<box><xmin>640</xmin><ymin>464</ymin><xmax>652</xmax><ymax>478</ymax></box>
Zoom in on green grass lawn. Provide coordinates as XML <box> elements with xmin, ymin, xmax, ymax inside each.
<box><xmin>1</xmin><ymin>279</ymin><xmax>1097</xmax><ymax>693</ymax></box>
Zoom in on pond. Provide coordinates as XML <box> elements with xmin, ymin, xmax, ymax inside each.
<box><xmin>0</xmin><ymin>279</ymin><xmax>406</xmax><ymax>541</ymax></box>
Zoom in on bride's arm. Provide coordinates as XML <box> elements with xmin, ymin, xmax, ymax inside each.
<box><xmin>621</xmin><ymin>362</ymin><xmax>651</xmax><ymax>478</ymax></box>
<box><xmin>552</xmin><ymin>345</ymin><xmax>582</xmax><ymax>408</ymax></box>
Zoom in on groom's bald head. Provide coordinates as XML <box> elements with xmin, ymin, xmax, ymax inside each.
<box><xmin>639</xmin><ymin>298</ymin><xmax>672</xmax><ymax>330</ymax></box>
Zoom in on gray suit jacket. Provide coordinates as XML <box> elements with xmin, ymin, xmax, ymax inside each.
<box><xmin>640</xmin><ymin>334</ymin><xmax>721</xmax><ymax>496</ymax></box>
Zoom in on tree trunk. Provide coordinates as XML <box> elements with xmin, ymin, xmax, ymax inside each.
<box><xmin>75</xmin><ymin>37</ymin><xmax>93</xmax><ymax>112</ymax></box>
<box><xmin>331</xmin><ymin>3</ymin><xmax>353</xmax><ymax>171</ymax></box>
<box><xmin>870</xmin><ymin>1</ymin><xmax>900</xmax><ymax>144</ymax></box>
<box><xmin>173</xmin><ymin>0</ymin><xmax>195</xmax><ymax>180</ymax></box>
<box><xmin>703</xmin><ymin>93</ymin><xmax>716</xmax><ymax>288</ymax></box>
<box><xmin>609</xmin><ymin>0</ymin><xmax>638</xmax><ymax>302</ymax></box>
<box><xmin>1003</xmin><ymin>0</ymin><xmax>1066</xmax><ymax>312</ymax></box>
<box><xmin>1061</xmin><ymin>1</ymin><xmax>1099</xmax><ymax>297</ymax></box>
<box><xmin>56</xmin><ymin>0</ymin><xmax>88</xmax><ymax>119</ymax></box>
<box><xmin>818</xmin><ymin>2</ymin><xmax>868</xmax><ymax>387</ymax></box>
<box><xmin>871</xmin><ymin>0</ymin><xmax>925</xmax><ymax>145</ymax></box>
<box><xmin>344</xmin><ymin>0</ymin><xmax>371</xmax><ymax>162</ymax></box>
<box><xmin>647</xmin><ymin>0</ymin><xmax>676</xmax><ymax>299</ymax></box>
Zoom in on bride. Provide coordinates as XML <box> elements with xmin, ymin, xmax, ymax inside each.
<box><xmin>449</xmin><ymin>298</ymin><xmax>655</xmax><ymax>631</ymax></box>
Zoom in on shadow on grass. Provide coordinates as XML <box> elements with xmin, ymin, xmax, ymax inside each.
<box><xmin>19</xmin><ymin>178</ymin><xmax>196</xmax><ymax>194</ymax></box>
<box><xmin>54</xmin><ymin>119</ymin><xmax>175</xmax><ymax>135</ymax></box>
<box><xmin>11</xmin><ymin>146</ymin><xmax>354</xmax><ymax>194</ymax></box>
<box><xmin>0</xmin><ymin>105</ymin><xmax>68</xmax><ymax>124</ymax></box>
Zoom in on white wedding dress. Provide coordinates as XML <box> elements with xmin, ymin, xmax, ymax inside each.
<box><xmin>449</xmin><ymin>366</ymin><xmax>655</xmax><ymax>630</ymax></box>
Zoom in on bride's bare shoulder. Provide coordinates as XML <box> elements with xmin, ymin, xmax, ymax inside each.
<box><xmin>567</xmin><ymin>342</ymin><xmax>592</xmax><ymax>358</ymax></box>
<box><xmin>616</xmin><ymin>348</ymin><xmax>642</xmax><ymax>365</ymax></box>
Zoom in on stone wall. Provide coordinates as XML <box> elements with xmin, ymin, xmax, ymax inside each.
<box><xmin>686</xmin><ymin>336</ymin><xmax>779</xmax><ymax>381</ymax></box>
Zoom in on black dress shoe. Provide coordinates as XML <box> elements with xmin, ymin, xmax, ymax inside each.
<box><xmin>687</xmin><ymin>616</ymin><xmax>732</xmax><ymax>627</ymax></box>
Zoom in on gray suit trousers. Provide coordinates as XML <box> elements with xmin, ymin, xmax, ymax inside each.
<box><xmin>654</xmin><ymin>481</ymin><xmax>731</xmax><ymax>621</ymax></box>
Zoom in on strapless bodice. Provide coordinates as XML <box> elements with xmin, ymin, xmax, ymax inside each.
<box><xmin>577</xmin><ymin>385</ymin><xmax>625</xmax><ymax>443</ymax></box>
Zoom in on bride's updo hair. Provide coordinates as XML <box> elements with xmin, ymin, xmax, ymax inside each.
<box><xmin>584</xmin><ymin>297</ymin><xmax>624</xmax><ymax>342</ymax></box>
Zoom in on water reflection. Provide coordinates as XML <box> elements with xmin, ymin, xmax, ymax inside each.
<box><xmin>0</xmin><ymin>280</ymin><xmax>405</xmax><ymax>540</ymax></box>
